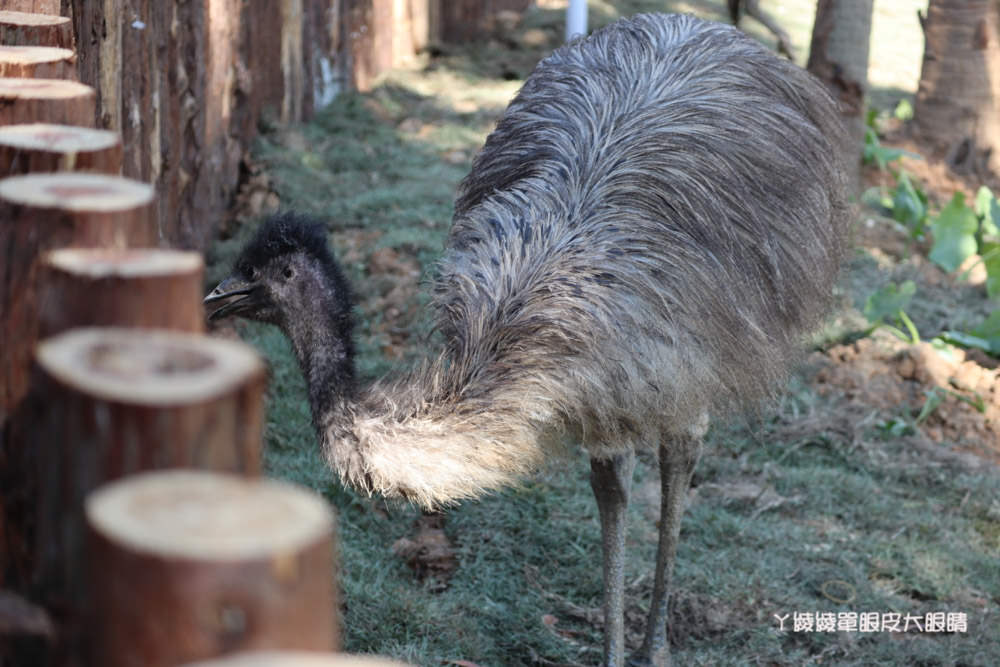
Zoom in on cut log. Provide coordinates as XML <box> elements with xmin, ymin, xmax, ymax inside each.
<box><xmin>0</xmin><ymin>78</ymin><xmax>95</xmax><ymax>126</ymax></box>
<box><xmin>87</xmin><ymin>470</ymin><xmax>337</xmax><ymax>667</ymax></box>
<box><xmin>2</xmin><ymin>1</ymin><xmax>60</xmax><ymax>14</ymax></box>
<box><xmin>32</xmin><ymin>329</ymin><xmax>267</xmax><ymax>635</ymax></box>
<box><xmin>0</xmin><ymin>45</ymin><xmax>75</xmax><ymax>78</ymax></box>
<box><xmin>2</xmin><ymin>2</ymin><xmax>61</xmax><ymax>15</ymax></box>
<box><xmin>0</xmin><ymin>11</ymin><xmax>72</xmax><ymax>49</ymax></box>
<box><xmin>182</xmin><ymin>651</ymin><xmax>410</xmax><ymax>667</ymax></box>
<box><xmin>0</xmin><ymin>123</ymin><xmax>121</xmax><ymax>175</ymax></box>
<box><xmin>0</xmin><ymin>172</ymin><xmax>154</xmax><ymax>416</ymax></box>
<box><xmin>39</xmin><ymin>248</ymin><xmax>205</xmax><ymax>338</ymax></box>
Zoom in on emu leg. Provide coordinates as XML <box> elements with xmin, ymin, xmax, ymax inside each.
<box><xmin>630</xmin><ymin>435</ymin><xmax>703</xmax><ymax>667</ymax></box>
<box><xmin>590</xmin><ymin>451</ymin><xmax>636</xmax><ymax>667</ymax></box>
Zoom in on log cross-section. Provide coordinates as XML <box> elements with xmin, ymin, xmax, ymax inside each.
<box><xmin>0</xmin><ymin>10</ymin><xmax>73</xmax><ymax>49</ymax></box>
<box><xmin>0</xmin><ymin>77</ymin><xmax>95</xmax><ymax>126</ymax></box>
<box><xmin>0</xmin><ymin>45</ymin><xmax>76</xmax><ymax>79</ymax></box>
<box><xmin>86</xmin><ymin>470</ymin><xmax>338</xmax><ymax>667</ymax></box>
<box><xmin>31</xmin><ymin>328</ymin><xmax>267</xmax><ymax>637</ymax></box>
<box><xmin>39</xmin><ymin>247</ymin><xmax>206</xmax><ymax>338</ymax></box>
<box><xmin>0</xmin><ymin>123</ymin><xmax>121</xmax><ymax>175</ymax></box>
<box><xmin>0</xmin><ymin>172</ymin><xmax>154</xmax><ymax>417</ymax></box>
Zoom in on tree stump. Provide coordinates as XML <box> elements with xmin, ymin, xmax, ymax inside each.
<box><xmin>182</xmin><ymin>651</ymin><xmax>410</xmax><ymax>667</ymax></box>
<box><xmin>0</xmin><ymin>45</ymin><xmax>76</xmax><ymax>79</ymax></box>
<box><xmin>0</xmin><ymin>172</ymin><xmax>154</xmax><ymax>417</ymax></box>
<box><xmin>0</xmin><ymin>11</ymin><xmax>73</xmax><ymax>49</ymax></box>
<box><xmin>0</xmin><ymin>78</ymin><xmax>95</xmax><ymax>126</ymax></box>
<box><xmin>86</xmin><ymin>470</ymin><xmax>337</xmax><ymax>667</ymax></box>
<box><xmin>0</xmin><ymin>123</ymin><xmax>121</xmax><ymax>175</ymax></box>
<box><xmin>39</xmin><ymin>247</ymin><xmax>205</xmax><ymax>338</ymax></box>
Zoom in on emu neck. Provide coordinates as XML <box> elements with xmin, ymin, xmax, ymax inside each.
<box><xmin>281</xmin><ymin>272</ymin><xmax>356</xmax><ymax>427</ymax></box>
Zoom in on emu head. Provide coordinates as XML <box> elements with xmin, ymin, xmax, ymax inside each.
<box><xmin>205</xmin><ymin>212</ymin><xmax>353</xmax><ymax>331</ymax></box>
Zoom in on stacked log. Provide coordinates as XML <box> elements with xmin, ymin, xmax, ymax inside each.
<box><xmin>31</xmin><ymin>329</ymin><xmax>266</xmax><ymax>640</ymax></box>
<box><xmin>0</xmin><ymin>172</ymin><xmax>154</xmax><ymax>415</ymax></box>
<box><xmin>39</xmin><ymin>247</ymin><xmax>205</xmax><ymax>338</ymax></box>
<box><xmin>0</xmin><ymin>45</ymin><xmax>76</xmax><ymax>79</ymax></box>
<box><xmin>86</xmin><ymin>470</ymin><xmax>337</xmax><ymax>667</ymax></box>
<box><xmin>0</xmin><ymin>123</ymin><xmax>121</xmax><ymax>174</ymax></box>
<box><xmin>2</xmin><ymin>1</ymin><xmax>61</xmax><ymax>15</ymax></box>
<box><xmin>0</xmin><ymin>78</ymin><xmax>95</xmax><ymax>126</ymax></box>
<box><xmin>0</xmin><ymin>11</ymin><xmax>73</xmax><ymax>49</ymax></box>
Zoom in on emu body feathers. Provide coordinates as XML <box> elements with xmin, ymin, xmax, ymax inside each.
<box><xmin>208</xmin><ymin>13</ymin><xmax>848</xmax><ymax>665</ymax></box>
<box><xmin>329</xmin><ymin>13</ymin><xmax>848</xmax><ymax>507</ymax></box>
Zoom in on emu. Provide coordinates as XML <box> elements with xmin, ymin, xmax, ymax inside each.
<box><xmin>206</xmin><ymin>13</ymin><xmax>848</xmax><ymax>666</ymax></box>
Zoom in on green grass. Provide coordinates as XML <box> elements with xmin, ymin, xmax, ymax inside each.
<box><xmin>205</xmin><ymin>2</ymin><xmax>999</xmax><ymax>664</ymax></box>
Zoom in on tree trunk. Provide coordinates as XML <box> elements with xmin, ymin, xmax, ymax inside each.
<box><xmin>0</xmin><ymin>123</ymin><xmax>121</xmax><ymax>175</ymax></box>
<box><xmin>433</xmin><ymin>0</ymin><xmax>533</xmax><ymax>43</ymax></box>
<box><xmin>0</xmin><ymin>11</ymin><xmax>73</xmax><ymax>49</ymax></box>
<box><xmin>807</xmin><ymin>0</ymin><xmax>874</xmax><ymax>190</ymax></box>
<box><xmin>913</xmin><ymin>0</ymin><xmax>1000</xmax><ymax>176</ymax></box>
<box><xmin>0</xmin><ymin>46</ymin><xmax>76</xmax><ymax>79</ymax></box>
<box><xmin>0</xmin><ymin>172</ymin><xmax>153</xmax><ymax>418</ymax></box>
<box><xmin>0</xmin><ymin>78</ymin><xmax>95</xmax><ymax>126</ymax></box>
<box><xmin>180</xmin><ymin>651</ymin><xmax>411</xmax><ymax>667</ymax></box>
<box><xmin>86</xmin><ymin>471</ymin><xmax>336</xmax><ymax>667</ymax></box>
<box><xmin>38</xmin><ymin>247</ymin><xmax>206</xmax><ymax>338</ymax></box>
<box><xmin>30</xmin><ymin>331</ymin><xmax>267</xmax><ymax>662</ymax></box>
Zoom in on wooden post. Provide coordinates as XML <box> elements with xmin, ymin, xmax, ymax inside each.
<box><xmin>0</xmin><ymin>123</ymin><xmax>121</xmax><ymax>175</ymax></box>
<box><xmin>0</xmin><ymin>172</ymin><xmax>154</xmax><ymax>417</ymax></box>
<box><xmin>31</xmin><ymin>330</ymin><xmax>267</xmax><ymax>639</ymax></box>
<box><xmin>2</xmin><ymin>1</ymin><xmax>61</xmax><ymax>14</ymax></box>
<box><xmin>0</xmin><ymin>78</ymin><xmax>95</xmax><ymax>126</ymax></box>
<box><xmin>0</xmin><ymin>45</ymin><xmax>76</xmax><ymax>79</ymax></box>
<box><xmin>182</xmin><ymin>651</ymin><xmax>411</xmax><ymax>667</ymax></box>
<box><xmin>0</xmin><ymin>11</ymin><xmax>73</xmax><ymax>49</ymax></box>
<box><xmin>86</xmin><ymin>470</ymin><xmax>337</xmax><ymax>667</ymax></box>
<box><xmin>39</xmin><ymin>247</ymin><xmax>206</xmax><ymax>338</ymax></box>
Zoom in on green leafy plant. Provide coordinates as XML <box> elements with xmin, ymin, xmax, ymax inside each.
<box><xmin>929</xmin><ymin>192</ymin><xmax>980</xmax><ymax>273</ymax></box>
<box><xmin>940</xmin><ymin>310</ymin><xmax>1000</xmax><ymax>357</ymax></box>
<box><xmin>927</xmin><ymin>187</ymin><xmax>1000</xmax><ymax>298</ymax></box>
<box><xmin>864</xmin><ymin>281</ymin><xmax>920</xmax><ymax>343</ymax></box>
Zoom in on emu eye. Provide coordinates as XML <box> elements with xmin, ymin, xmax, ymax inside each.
<box><xmin>283</xmin><ymin>266</ymin><xmax>294</xmax><ymax>279</ymax></box>
<box><xmin>247</xmin><ymin>266</ymin><xmax>258</xmax><ymax>280</ymax></box>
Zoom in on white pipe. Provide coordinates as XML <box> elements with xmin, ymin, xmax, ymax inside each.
<box><xmin>566</xmin><ymin>0</ymin><xmax>587</xmax><ymax>41</ymax></box>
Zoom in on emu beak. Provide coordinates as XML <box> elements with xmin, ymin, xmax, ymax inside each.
<box><xmin>204</xmin><ymin>275</ymin><xmax>256</xmax><ymax>322</ymax></box>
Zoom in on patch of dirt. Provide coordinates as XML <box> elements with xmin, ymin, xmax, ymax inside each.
<box><xmin>810</xmin><ymin>331</ymin><xmax>1000</xmax><ymax>461</ymax></box>
<box><xmin>866</xmin><ymin>126</ymin><xmax>1000</xmax><ymax>208</ymax></box>
<box><xmin>391</xmin><ymin>512</ymin><xmax>457</xmax><ymax>591</ymax></box>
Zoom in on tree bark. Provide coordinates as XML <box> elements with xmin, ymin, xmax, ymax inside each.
<box><xmin>0</xmin><ymin>46</ymin><xmax>76</xmax><ymax>79</ymax></box>
<box><xmin>0</xmin><ymin>123</ymin><xmax>121</xmax><ymax>175</ymax></box>
<box><xmin>807</xmin><ymin>0</ymin><xmax>874</xmax><ymax>190</ymax></box>
<box><xmin>913</xmin><ymin>0</ymin><xmax>1000</xmax><ymax>176</ymax></box>
<box><xmin>86</xmin><ymin>470</ymin><xmax>336</xmax><ymax>667</ymax></box>
<box><xmin>0</xmin><ymin>11</ymin><xmax>73</xmax><ymax>49</ymax></box>
<box><xmin>0</xmin><ymin>78</ymin><xmax>95</xmax><ymax>126</ymax></box>
<box><xmin>181</xmin><ymin>651</ymin><xmax>410</xmax><ymax>667</ymax></box>
<box><xmin>38</xmin><ymin>247</ymin><xmax>205</xmax><ymax>338</ymax></box>
<box><xmin>0</xmin><ymin>172</ymin><xmax>154</xmax><ymax>417</ymax></box>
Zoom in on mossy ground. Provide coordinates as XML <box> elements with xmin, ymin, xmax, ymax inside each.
<box><xmin>206</xmin><ymin>1</ymin><xmax>998</xmax><ymax>664</ymax></box>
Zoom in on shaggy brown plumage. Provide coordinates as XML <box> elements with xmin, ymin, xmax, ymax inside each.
<box><xmin>207</xmin><ymin>13</ymin><xmax>848</xmax><ymax>666</ymax></box>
